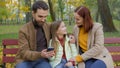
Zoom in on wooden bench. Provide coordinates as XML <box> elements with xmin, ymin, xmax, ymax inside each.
<box><xmin>1</xmin><ymin>39</ymin><xmax>18</xmax><ymax>68</ymax></box>
<box><xmin>104</xmin><ymin>38</ymin><xmax>120</xmax><ymax>68</ymax></box>
<box><xmin>1</xmin><ymin>38</ymin><xmax>120</xmax><ymax>68</ymax></box>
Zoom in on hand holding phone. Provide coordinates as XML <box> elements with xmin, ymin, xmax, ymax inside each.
<box><xmin>47</xmin><ymin>47</ymin><xmax>54</xmax><ymax>51</ymax></box>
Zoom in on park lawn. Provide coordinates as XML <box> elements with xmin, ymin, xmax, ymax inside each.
<box><xmin>0</xmin><ymin>24</ymin><xmax>22</xmax><ymax>46</ymax></box>
<box><xmin>0</xmin><ymin>24</ymin><xmax>23</xmax><ymax>34</ymax></box>
<box><xmin>0</xmin><ymin>23</ymin><xmax>120</xmax><ymax>46</ymax></box>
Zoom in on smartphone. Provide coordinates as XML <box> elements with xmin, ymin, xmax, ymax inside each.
<box><xmin>47</xmin><ymin>47</ymin><xmax>54</xmax><ymax>51</ymax></box>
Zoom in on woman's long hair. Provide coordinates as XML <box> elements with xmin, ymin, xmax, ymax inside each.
<box><xmin>74</xmin><ymin>6</ymin><xmax>93</xmax><ymax>32</ymax></box>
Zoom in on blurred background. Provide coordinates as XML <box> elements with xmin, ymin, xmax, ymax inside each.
<box><xmin>0</xmin><ymin>0</ymin><xmax>120</xmax><ymax>67</ymax></box>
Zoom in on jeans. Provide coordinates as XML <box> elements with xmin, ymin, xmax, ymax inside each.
<box><xmin>85</xmin><ymin>58</ymin><xmax>106</xmax><ymax>68</ymax></box>
<box><xmin>15</xmin><ymin>58</ymin><xmax>52</xmax><ymax>68</ymax></box>
<box><xmin>55</xmin><ymin>59</ymin><xmax>74</xmax><ymax>68</ymax></box>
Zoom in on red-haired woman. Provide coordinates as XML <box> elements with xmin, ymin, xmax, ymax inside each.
<box><xmin>69</xmin><ymin>6</ymin><xmax>114</xmax><ymax>68</ymax></box>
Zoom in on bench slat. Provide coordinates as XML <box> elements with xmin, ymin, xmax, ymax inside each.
<box><xmin>3</xmin><ymin>48</ymin><xmax>18</xmax><ymax>54</ymax></box>
<box><xmin>115</xmin><ymin>66</ymin><xmax>120</xmax><ymax>68</ymax></box>
<box><xmin>104</xmin><ymin>38</ymin><xmax>120</xmax><ymax>44</ymax></box>
<box><xmin>2</xmin><ymin>39</ymin><xmax>18</xmax><ymax>45</ymax></box>
<box><xmin>2</xmin><ymin>39</ymin><xmax>18</xmax><ymax>67</ymax></box>
<box><xmin>112</xmin><ymin>55</ymin><xmax>120</xmax><ymax>61</ymax></box>
<box><xmin>105</xmin><ymin>46</ymin><xmax>120</xmax><ymax>52</ymax></box>
<box><xmin>2</xmin><ymin>56</ymin><xmax>15</xmax><ymax>63</ymax></box>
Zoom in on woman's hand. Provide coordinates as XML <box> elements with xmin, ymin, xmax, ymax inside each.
<box><xmin>65</xmin><ymin>62</ymin><xmax>73</xmax><ymax>67</ymax></box>
<box><xmin>69</xmin><ymin>35</ymin><xmax>75</xmax><ymax>44</ymax></box>
<box><xmin>69</xmin><ymin>57</ymin><xmax>76</xmax><ymax>62</ymax></box>
<box><xmin>67</xmin><ymin>58</ymin><xmax>76</xmax><ymax>66</ymax></box>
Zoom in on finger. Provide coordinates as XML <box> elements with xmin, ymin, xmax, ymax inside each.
<box><xmin>48</xmin><ymin>52</ymin><xmax>55</xmax><ymax>56</ymax></box>
<box><xmin>42</xmin><ymin>49</ymin><xmax>47</xmax><ymax>52</ymax></box>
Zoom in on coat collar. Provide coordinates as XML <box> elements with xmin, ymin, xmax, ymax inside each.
<box><xmin>75</xmin><ymin>25</ymin><xmax>92</xmax><ymax>49</ymax></box>
<box><xmin>28</xmin><ymin>21</ymin><xmax>50</xmax><ymax>50</ymax></box>
<box><xmin>29</xmin><ymin>22</ymin><xmax>36</xmax><ymax>50</ymax></box>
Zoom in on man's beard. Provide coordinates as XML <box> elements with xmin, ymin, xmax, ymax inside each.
<box><xmin>38</xmin><ymin>21</ymin><xmax>45</xmax><ymax>26</ymax></box>
<box><xmin>33</xmin><ymin>19</ymin><xmax>45</xmax><ymax>26</ymax></box>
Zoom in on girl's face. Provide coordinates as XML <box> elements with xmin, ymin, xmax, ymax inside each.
<box><xmin>74</xmin><ymin>12</ymin><xmax>84</xmax><ymax>27</ymax></box>
<box><xmin>56</xmin><ymin>22</ymin><xmax>67</xmax><ymax>35</ymax></box>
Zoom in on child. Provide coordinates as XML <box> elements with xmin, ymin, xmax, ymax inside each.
<box><xmin>49</xmin><ymin>21</ymin><xmax>78</xmax><ymax>68</ymax></box>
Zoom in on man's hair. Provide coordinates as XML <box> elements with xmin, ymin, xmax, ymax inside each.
<box><xmin>32</xmin><ymin>1</ymin><xmax>48</xmax><ymax>13</ymax></box>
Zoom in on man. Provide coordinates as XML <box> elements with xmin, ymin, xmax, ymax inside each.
<box><xmin>15</xmin><ymin>1</ymin><xmax>54</xmax><ymax>68</ymax></box>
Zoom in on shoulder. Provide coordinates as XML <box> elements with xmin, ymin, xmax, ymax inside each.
<box><xmin>43</xmin><ymin>22</ymin><xmax>51</xmax><ymax>29</ymax></box>
<box><xmin>44</xmin><ymin>22</ymin><xmax>51</xmax><ymax>26</ymax></box>
<box><xmin>19</xmin><ymin>21</ymin><xmax>33</xmax><ymax>32</ymax></box>
<box><xmin>90</xmin><ymin>22</ymin><xmax>103</xmax><ymax>34</ymax></box>
<box><xmin>93</xmin><ymin>22</ymin><xmax>103</xmax><ymax>28</ymax></box>
<box><xmin>92</xmin><ymin>22</ymin><xmax>103</xmax><ymax>30</ymax></box>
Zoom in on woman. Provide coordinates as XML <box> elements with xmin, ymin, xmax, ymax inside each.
<box><xmin>49</xmin><ymin>21</ymin><xmax>78</xmax><ymax>68</ymax></box>
<box><xmin>69</xmin><ymin>6</ymin><xmax>114</xmax><ymax>68</ymax></box>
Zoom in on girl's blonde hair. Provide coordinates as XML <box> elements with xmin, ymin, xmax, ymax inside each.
<box><xmin>50</xmin><ymin>20</ymin><xmax>62</xmax><ymax>53</ymax></box>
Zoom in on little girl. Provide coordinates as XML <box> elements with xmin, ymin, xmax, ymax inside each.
<box><xmin>49</xmin><ymin>21</ymin><xmax>78</xmax><ymax>68</ymax></box>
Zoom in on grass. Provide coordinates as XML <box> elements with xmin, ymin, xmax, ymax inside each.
<box><xmin>0</xmin><ymin>33</ymin><xmax>18</xmax><ymax>45</ymax></box>
<box><xmin>113</xmin><ymin>19</ymin><xmax>120</xmax><ymax>31</ymax></box>
<box><xmin>0</xmin><ymin>24</ymin><xmax>23</xmax><ymax>34</ymax></box>
<box><xmin>0</xmin><ymin>25</ymin><xmax>22</xmax><ymax>46</ymax></box>
<box><xmin>0</xmin><ymin>23</ymin><xmax>120</xmax><ymax>46</ymax></box>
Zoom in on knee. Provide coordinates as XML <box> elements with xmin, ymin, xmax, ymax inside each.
<box><xmin>91</xmin><ymin>60</ymin><xmax>106</xmax><ymax>68</ymax></box>
<box><xmin>95</xmin><ymin>60</ymin><xmax>106</xmax><ymax>65</ymax></box>
<box><xmin>15</xmin><ymin>62</ymin><xmax>31</xmax><ymax>68</ymax></box>
<box><xmin>35</xmin><ymin>61</ymin><xmax>51</xmax><ymax>68</ymax></box>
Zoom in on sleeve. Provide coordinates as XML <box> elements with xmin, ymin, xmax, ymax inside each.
<box><xmin>70</xmin><ymin>44</ymin><xmax>78</xmax><ymax>57</ymax></box>
<box><xmin>75</xmin><ymin>55</ymin><xmax>83</xmax><ymax>63</ymax></box>
<box><xmin>18</xmin><ymin>28</ymin><xmax>42</xmax><ymax>61</ymax></box>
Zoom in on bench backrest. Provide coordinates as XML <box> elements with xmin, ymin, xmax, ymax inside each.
<box><xmin>104</xmin><ymin>37</ymin><xmax>120</xmax><ymax>67</ymax></box>
<box><xmin>104</xmin><ymin>38</ymin><xmax>120</xmax><ymax>44</ymax></box>
<box><xmin>2</xmin><ymin>39</ymin><xmax>18</xmax><ymax>67</ymax></box>
<box><xmin>1</xmin><ymin>38</ymin><xmax>120</xmax><ymax>67</ymax></box>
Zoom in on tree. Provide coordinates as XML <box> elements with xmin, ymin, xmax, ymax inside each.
<box><xmin>58</xmin><ymin>0</ymin><xmax>65</xmax><ymax>20</ymax></box>
<box><xmin>97</xmin><ymin>0</ymin><xmax>117</xmax><ymax>32</ymax></box>
<box><xmin>109</xmin><ymin>0</ymin><xmax>120</xmax><ymax>20</ymax></box>
<box><xmin>48</xmin><ymin>0</ymin><xmax>56</xmax><ymax>21</ymax></box>
<box><xmin>25</xmin><ymin>0</ymin><xmax>32</xmax><ymax>23</ymax></box>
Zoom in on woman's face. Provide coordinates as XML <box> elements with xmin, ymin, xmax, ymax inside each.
<box><xmin>56</xmin><ymin>22</ymin><xmax>67</xmax><ymax>35</ymax></box>
<box><xmin>74</xmin><ymin>12</ymin><xmax>84</xmax><ymax>27</ymax></box>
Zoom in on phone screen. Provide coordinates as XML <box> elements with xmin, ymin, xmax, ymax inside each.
<box><xmin>47</xmin><ymin>47</ymin><xmax>54</xmax><ymax>51</ymax></box>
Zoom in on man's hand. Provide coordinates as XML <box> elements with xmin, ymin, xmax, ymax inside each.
<box><xmin>41</xmin><ymin>49</ymin><xmax>55</xmax><ymax>58</ymax></box>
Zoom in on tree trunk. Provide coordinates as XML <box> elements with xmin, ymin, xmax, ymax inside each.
<box><xmin>97</xmin><ymin>0</ymin><xmax>117</xmax><ymax>32</ymax></box>
<box><xmin>58</xmin><ymin>0</ymin><xmax>64</xmax><ymax>20</ymax></box>
<box><xmin>48</xmin><ymin>0</ymin><xmax>56</xmax><ymax>21</ymax></box>
<box><xmin>69</xmin><ymin>5</ymin><xmax>72</xmax><ymax>25</ymax></box>
<box><xmin>25</xmin><ymin>0</ymin><xmax>32</xmax><ymax>23</ymax></box>
<box><xmin>95</xmin><ymin>8</ymin><xmax>99</xmax><ymax>22</ymax></box>
<box><xmin>17</xmin><ymin>0</ymin><xmax>20</xmax><ymax>24</ymax></box>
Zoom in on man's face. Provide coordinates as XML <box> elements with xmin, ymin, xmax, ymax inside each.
<box><xmin>32</xmin><ymin>9</ymin><xmax>48</xmax><ymax>25</ymax></box>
